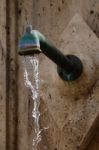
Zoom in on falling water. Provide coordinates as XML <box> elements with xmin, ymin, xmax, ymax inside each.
<box><xmin>22</xmin><ymin>55</ymin><xmax>41</xmax><ymax>150</ymax></box>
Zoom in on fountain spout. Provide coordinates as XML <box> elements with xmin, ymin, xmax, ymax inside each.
<box><xmin>18</xmin><ymin>25</ymin><xmax>83</xmax><ymax>81</ymax></box>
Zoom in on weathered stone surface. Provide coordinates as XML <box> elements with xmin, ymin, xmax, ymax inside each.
<box><xmin>0</xmin><ymin>0</ymin><xmax>6</xmax><ymax>150</ymax></box>
<box><xmin>39</xmin><ymin>14</ymin><xmax>99</xmax><ymax>150</ymax></box>
<box><xmin>87</xmin><ymin>129</ymin><xmax>99</xmax><ymax>150</ymax></box>
<box><xmin>81</xmin><ymin>0</ymin><xmax>99</xmax><ymax>38</ymax></box>
<box><xmin>0</xmin><ymin>0</ymin><xmax>99</xmax><ymax>150</ymax></box>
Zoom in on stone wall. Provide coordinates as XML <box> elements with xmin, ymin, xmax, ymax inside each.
<box><xmin>0</xmin><ymin>0</ymin><xmax>99</xmax><ymax>150</ymax></box>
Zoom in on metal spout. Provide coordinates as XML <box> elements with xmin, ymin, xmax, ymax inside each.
<box><xmin>18</xmin><ymin>25</ymin><xmax>83</xmax><ymax>81</ymax></box>
<box><xmin>19</xmin><ymin>25</ymin><xmax>41</xmax><ymax>55</ymax></box>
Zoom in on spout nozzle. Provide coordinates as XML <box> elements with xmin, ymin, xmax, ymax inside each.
<box><xmin>18</xmin><ymin>46</ymin><xmax>41</xmax><ymax>56</ymax></box>
<box><xmin>18</xmin><ymin>25</ymin><xmax>41</xmax><ymax>55</ymax></box>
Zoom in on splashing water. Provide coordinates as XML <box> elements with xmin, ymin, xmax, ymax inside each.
<box><xmin>22</xmin><ymin>55</ymin><xmax>41</xmax><ymax>150</ymax></box>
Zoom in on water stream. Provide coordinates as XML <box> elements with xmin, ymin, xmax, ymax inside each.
<box><xmin>22</xmin><ymin>55</ymin><xmax>41</xmax><ymax>150</ymax></box>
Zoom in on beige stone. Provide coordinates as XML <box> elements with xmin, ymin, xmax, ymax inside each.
<box><xmin>0</xmin><ymin>0</ymin><xmax>99</xmax><ymax>150</ymax></box>
<box><xmin>38</xmin><ymin>14</ymin><xmax>99</xmax><ymax>150</ymax></box>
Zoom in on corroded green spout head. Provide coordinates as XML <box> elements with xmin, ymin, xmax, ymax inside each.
<box><xmin>18</xmin><ymin>25</ymin><xmax>41</xmax><ymax>55</ymax></box>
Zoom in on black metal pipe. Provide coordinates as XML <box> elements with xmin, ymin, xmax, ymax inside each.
<box><xmin>40</xmin><ymin>40</ymin><xmax>74</xmax><ymax>74</ymax></box>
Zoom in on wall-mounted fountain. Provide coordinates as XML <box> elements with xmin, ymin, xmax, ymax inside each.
<box><xmin>18</xmin><ymin>14</ymin><xmax>99</xmax><ymax>150</ymax></box>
